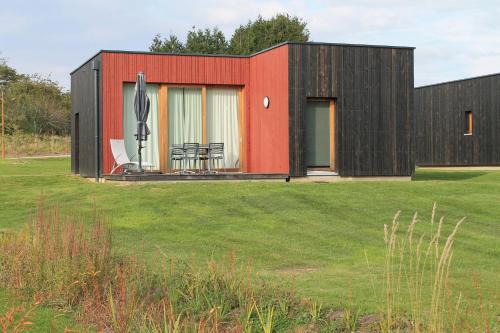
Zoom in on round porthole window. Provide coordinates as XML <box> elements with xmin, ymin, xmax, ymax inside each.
<box><xmin>263</xmin><ymin>96</ymin><xmax>270</xmax><ymax>109</ymax></box>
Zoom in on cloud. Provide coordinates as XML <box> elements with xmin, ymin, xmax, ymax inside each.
<box><xmin>1</xmin><ymin>0</ymin><xmax>499</xmax><ymax>89</ymax></box>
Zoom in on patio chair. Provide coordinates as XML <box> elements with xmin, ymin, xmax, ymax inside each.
<box><xmin>110</xmin><ymin>139</ymin><xmax>138</xmax><ymax>174</ymax></box>
<box><xmin>183</xmin><ymin>143</ymin><xmax>200</xmax><ymax>174</ymax></box>
<box><xmin>208</xmin><ymin>143</ymin><xmax>225</xmax><ymax>173</ymax></box>
<box><xmin>198</xmin><ymin>144</ymin><xmax>209</xmax><ymax>173</ymax></box>
<box><xmin>169</xmin><ymin>144</ymin><xmax>184</xmax><ymax>173</ymax></box>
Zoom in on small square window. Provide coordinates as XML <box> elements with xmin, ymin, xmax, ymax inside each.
<box><xmin>464</xmin><ymin>111</ymin><xmax>472</xmax><ymax>135</ymax></box>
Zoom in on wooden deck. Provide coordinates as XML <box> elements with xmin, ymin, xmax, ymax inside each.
<box><xmin>104</xmin><ymin>172</ymin><xmax>290</xmax><ymax>182</ymax></box>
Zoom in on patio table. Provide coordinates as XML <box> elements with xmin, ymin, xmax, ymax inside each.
<box><xmin>170</xmin><ymin>143</ymin><xmax>214</xmax><ymax>174</ymax></box>
<box><xmin>198</xmin><ymin>144</ymin><xmax>211</xmax><ymax>173</ymax></box>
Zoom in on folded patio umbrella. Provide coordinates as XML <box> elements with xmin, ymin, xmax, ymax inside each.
<box><xmin>134</xmin><ymin>72</ymin><xmax>150</xmax><ymax>172</ymax></box>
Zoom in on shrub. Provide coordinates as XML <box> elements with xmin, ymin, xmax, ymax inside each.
<box><xmin>1</xmin><ymin>58</ymin><xmax>71</xmax><ymax>136</ymax></box>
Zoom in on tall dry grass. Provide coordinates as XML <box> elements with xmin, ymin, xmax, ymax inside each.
<box><xmin>366</xmin><ymin>203</ymin><xmax>498</xmax><ymax>333</ymax></box>
<box><xmin>0</xmin><ymin>200</ymin><xmax>111</xmax><ymax>309</ymax></box>
<box><xmin>2</xmin><ymin>132</ymin><xmax>69</xmax><ymax>157</ymax></box>
<box><xmin>0</xmin><ymin>201</ymin><xmax>332</xmax><ymax>332</ymax></box>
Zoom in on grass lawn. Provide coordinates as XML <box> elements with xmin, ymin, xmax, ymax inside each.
<box><xmin>0</xmin><ymin>290</ymin><xmax>77</xmax><ymax>332</ymax></box>
<box><xmin>0</xmin><ymin>157</ymin><xmax>498</xmax><ymax>316</ymax></box>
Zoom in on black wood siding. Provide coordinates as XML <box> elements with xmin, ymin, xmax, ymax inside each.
<box><xmin>288</xmin><ymin>44</ymin><xmax>414</xmax><ymax>177</ymax></box>
<box><xmin>70</xmin><ymin>54</ymin><xmax>102</xmax><ymax>177</ymax></box>
<box><xmin>415</xmin><ymin>74</ymin><xmax>500</xmax><ymax>166</ymax></box>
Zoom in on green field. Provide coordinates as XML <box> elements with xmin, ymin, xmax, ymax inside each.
<box><xmin>0</xmin><ymin>157</ymin><xmax>498</xmax><ymax>323</ymax></box>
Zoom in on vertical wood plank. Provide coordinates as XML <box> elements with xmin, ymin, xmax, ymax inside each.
<box><xmin>158</xmin><ymin>85</ymin><xmax>167</xmax><ymax>173</ymax></box>
<box><xmin>238</xmin><ymin>87</ymin><xmax>245</xmax><ymax>172</ymax></box>
<box><xmin>165</xmin><ymin>86</ymin><xmax>170</xmax><ymax>171</ymax></box>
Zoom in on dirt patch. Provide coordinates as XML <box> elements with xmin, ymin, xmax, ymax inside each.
<box><xmin>275</xmin><ymin>267</ymin><xmax>318</xmax><ymax>275</ymax></box>
<box><xmin>359</xmin><ymin>314</ymin><xmax>379</xmax><ymax>326</ymax></box>
<box><xmin>326</xmin><ymin>309</ymin><xmax>344</xmax><ymax>321</ymax></box>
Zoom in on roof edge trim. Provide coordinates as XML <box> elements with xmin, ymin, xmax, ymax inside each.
<box><xmin>416</xmin><ymin>72</ymin><xmax>500</xmax><ymax>89</ymax></box>
<box><xmin>71</xmin><ymin>41</ymin><xmax>415</xmax><ymax>75</ymax></box>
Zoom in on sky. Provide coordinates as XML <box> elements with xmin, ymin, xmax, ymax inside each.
<box><xmin>1</xmin><ymin>0</ymin><xmax>499</xmax><ymax>90</ymax></box>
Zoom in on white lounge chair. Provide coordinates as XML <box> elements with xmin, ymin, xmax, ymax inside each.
<box><xmin>110</xmin><ymin>139</ymin><xmax>153</xmax><ymax>174</ymax></box>
<box><xmin>110</xmin><ymin>139</ymin><xmax>139</xmax><ymax>174</ymax></box>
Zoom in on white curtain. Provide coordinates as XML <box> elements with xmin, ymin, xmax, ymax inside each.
<box><xmin>168</xmin><ymin>88</ymin><xmax>202</xmax><ymax>144</ymax></box>
<box><xmin>123</xmin><ymin>83</ymin><xmax>160</xmax><ymax>169</ymax></box>
<box><xmin>206</xmin><ymin>88</ymin><xmax>240</xmax><ymax>168</ymax></box>
<box><xmin>168</xmin><ymin>88</ymin><xmax>184</xmax><ymax>145</ymax></box>
<box><xmin>183</xmin><ymin>88</ymin><xmax>202</xmax><ymax>143</ymax></box>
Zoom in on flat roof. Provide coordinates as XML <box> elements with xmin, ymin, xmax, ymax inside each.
<box><xmin>416</xmin><ymin>72</ymin><xmax>500</xmax><ymax>89</ymax></box>
<box><xmin>71</xmin><ymin>41</ymin><xmax>415</xmax><ymax>75</ymax></box>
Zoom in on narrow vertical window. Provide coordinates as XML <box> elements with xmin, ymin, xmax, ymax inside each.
<box><xmin>465</xmin><ymin>111</ymin><xmax>472</xmax><ymax>135</ymax></box>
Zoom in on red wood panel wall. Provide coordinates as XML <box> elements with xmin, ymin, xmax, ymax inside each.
<box><xmin>248</xmin><ymin>45</ymin><xmax>289</xmax><ymax>173</ymax></box>
<box><xmin>101</xmin><ymin>53</ymin><xmax>250</xmax><ymax>174</ymax></box>
<box><xmin>100</xmin><ymin>47</ymin><xmax>289</xmax><ymax>175</ymax></box>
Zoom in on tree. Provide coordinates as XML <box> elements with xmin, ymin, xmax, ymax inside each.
<box><xmin>0</xmin><ymin>59</ymin><xmax>70</xmax><ymax>135</ymax></box>
<box><xmin>229</xmin><ymin>14</ymin><xmax>309</xmax><ymax>55</ymax></box>
<box><xmin>149</xmin><ymin>34</ymin><xmax>185</xmax><ymax>53</ymax></box>
<box><xmin>148</xmin><ymin>13</ymin><xmax>310</xmax><ymax>56</ymax></box>
<box><xmin>7</xmin><ymin>76</ymin><xmax>71</xmax><ymax>135</ymax></box>
<box><xmin>185</xmin><ymin>27</ymin><xmax>228</xmax><ymax>54</ymax></box>
<box><xmin>0</xmin><ymin>57</ymin><xmax>22</xmax><ymax>82</ymax></box>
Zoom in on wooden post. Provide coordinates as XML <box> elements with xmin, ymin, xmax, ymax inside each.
<box><xmin>1</xmin><ymin>89</ymin><xmax>4</xmax><ymax>160</ymax></box>
<box><xmin>238</xmin><ymin>87</ymin><xmax>245</xmax><ymax>172</ymax></box>
<box><xmin>158</xmin><ymin>85</ymin><xmax>167</xmax><ymax>172</ymax></box>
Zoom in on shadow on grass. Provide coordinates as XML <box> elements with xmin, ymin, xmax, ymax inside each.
<box><xmin>413</xmin><ymin>170</ymin><xmax>488</xmax><ymax>181</ymax></box>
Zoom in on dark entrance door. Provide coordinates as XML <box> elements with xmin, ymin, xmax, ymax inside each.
<box><xmin>74</xmin><ymin>113</ymin><xmax>80</xmax><ymax>174</ymax></box>
<box><xmin>305</xmin><ymin>100</ymin><xmax>330</xmax><ymax>167</ymax></box>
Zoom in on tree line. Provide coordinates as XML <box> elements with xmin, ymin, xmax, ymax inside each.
<box><xmin>0</xmin><ymin>58</ymin><xmax>70</xmax><ymax>136</ymax></box>
<box><xmin>150</xmin><ymin>14</ymin><xmax>309</xmax><ymax>55</ymax></box>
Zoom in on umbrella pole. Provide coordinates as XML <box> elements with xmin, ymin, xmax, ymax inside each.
<box><xmin>138</xmin><ymin>137</ymin><xmax>143</xmax><ymax>173</ymax></box>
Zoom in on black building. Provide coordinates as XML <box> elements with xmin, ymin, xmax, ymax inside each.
<box><xmin>415</xmin><ymin>73</ymin><xmax>500</xmax><ymax>166</ymax></box>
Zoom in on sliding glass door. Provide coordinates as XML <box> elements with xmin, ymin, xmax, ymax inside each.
<box><xmin>206</xmin><ymin>88</ymin><xmax>240</xmax><ymax>168</ymax></box>
<box><xmin>151</xmin><ymin>85</ymin><xmax>243</xmax><ymax>172</ymax></box>
<box><xmin>123</xmin><ymin>83</ymin><xmax>160</xmax><ymax>169</ymax></box>
<box><xmin>167</xmin><ymin>88</ymin><xmax>202</xmax><ymax>145</ymax></box>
